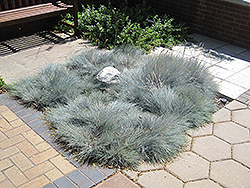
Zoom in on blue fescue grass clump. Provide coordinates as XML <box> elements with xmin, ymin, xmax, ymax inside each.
<box><xmin>8</xmin><ymin>46</ymin><xmax>218</xmax><ymax>169</ymax></box>
<box><xmin>8</xmin><ymin>64</ymin><xmax>84</xmax><ymax>111</ymax></box>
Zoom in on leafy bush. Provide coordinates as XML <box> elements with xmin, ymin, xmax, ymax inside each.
<box><xmin>0</xmin><ymin>76</ymin><xmax>5</xmax><ymax>94</ymax></box>
<box><xmin>9</xmin><ymin>46</ymin><xmax>218</xmax><ymax>169</ymax></box>
<box><xmin>0</xmin><ymin>76</ymin><xmax>5</xmax><ymax>88</ymax></box>
<box><xmin>61</xmin><ymin>1</ymin><xmax>189</xmax><ymax>51</ymax></box>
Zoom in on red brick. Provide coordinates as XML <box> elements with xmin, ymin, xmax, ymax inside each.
<box><xmin>211</xmin><ymin>26</ymin><xmax>225</xmax><ymax>33</ymax></box>
<box><xmin>220</xmin><ymin>1</ymin><xmax>231</xmax><ymax>7</ymax></box>
<box><xmin>239</xmin><ymin>24</ymin><xmax>250</xmax><ymax>31</ymax></box>
<box><xmin>233</xmin><ymin>27</ymin><xmax>246</xmax><ymax>34</ymax></box>
<box><xmin>211</xmin><ymin>13</ymin><xmax>223</xmax><ymax>19</ymax></box>
<box><xmin>230</xmin><ymin>12</ymin><xmax>242</xmax><ymax>19</ymax></box>
<box><xmin>199</xmin><ymin>9</ymin><xmax>210</xmax><ymax>15</ymax></box>
<box><xmin>217</xmin><ymin>10</ymin><xmax>229</xmax><ymax>16</ymax></box>
<box><xmin>236</xmin><ymin>9</ymin><xmax>250</xmax><ymax>16</ymax></box>
<box><xmin>209</xmin><ymin>21</ymin><xmax>221</xmax><ymax>27</ymax></box>
<box><xmin>223</xmin><ymin>15</ymin><xmax>234</xmax><ymax>22</ymax></box>
<box><xmin>229</xmin><ymin>22</ymin><xmax>240</xmax><ymax>28</ymax></box>
<box><xmin>221</xmin><ymin>24</ymin><xmax>233</xmax><ymax>31</ymax></box>
<box><xmin>242</xmin><ymin>16</ymin><xmax>250</xmax><ymax>20</ymax></box>
<box><xmin>225</xmin><ymin>6</ymin><xmax>237</xmax><ymax>13</ymax></box>
<box><xmin>235</xmin><ymin>19</ymin><xmax>247</xmax><ymax>25</ymax></box>
<box><xmin>212</xmin><ymin>3</ymin><xmax>224</xmax><ymax>10</ymax></box>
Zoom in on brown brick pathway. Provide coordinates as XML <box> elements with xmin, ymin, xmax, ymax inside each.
<box><xmin>0</xmin><ymin>95</ymin><xmax>77</xmax><ymax>188</ymax></box>
<box><xmin>0</xmin><ymin>94</ymin><xmax>118</xmax><ymax>188</ymax></box>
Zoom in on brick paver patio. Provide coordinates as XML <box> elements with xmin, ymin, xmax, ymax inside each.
<box><xmin>0</xmin><ymin>32</ymin><xmax>250</xmax><ymax>187</ymax></box>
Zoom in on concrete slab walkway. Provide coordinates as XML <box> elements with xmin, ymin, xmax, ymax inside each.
<box><xmin>0</xmin><ymin>32</ymin><xmax>250</xmax><ymax>188</ymax></box>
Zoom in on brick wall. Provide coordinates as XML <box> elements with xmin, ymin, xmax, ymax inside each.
<box><xmin>147</xmin><ymin>0</ymin><xmax>250</xmax><ymax>48</ymax></box>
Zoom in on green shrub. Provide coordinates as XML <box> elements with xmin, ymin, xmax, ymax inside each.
<box><xmin>61</xmin><ymin>1</ymin><xmax>189</xmax><ymax>51</ymax></box>
<box><xmin>0</xmin><ymin>76</ymin><xmax>5</xmax><ymax>88</ymax></box>
<box><xmin>9</xmin><ymin>47</ymin><xmax>218</xmax><ymax>169</ymax></box>
<box><xmin>0</xmin><ymin>76</ymin><xmax>5</xmax><ymax>93</ymax></box>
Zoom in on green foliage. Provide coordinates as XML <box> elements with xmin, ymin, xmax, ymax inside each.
<box><xmin>9</xmin><ymin>46</ymin><xmax>218</xmax><ymax>169</ymax></box>
<box><xmin>0</xmin><ymin>76</ymin><xmax>5</xmax><ymax>88</ymax></box>
<box><xmin>0</xmin><ymin>76</ymin><xmax>5</xmax><ymax>93</ymax></box>
<box><xmin>61</xmin><ymin>1</ymin><xmax>189</xmax><ymax>51</ymax></box>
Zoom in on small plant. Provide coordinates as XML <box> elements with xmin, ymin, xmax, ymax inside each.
<box><xmin>0</xmin><ymin>76</ymin><xmax>5</xmax><ymax>87</ymax></box>
<box><xmin>0</xmin><ymin>76</ymin><xmax>6</xmax><ymax>94</ymax></box>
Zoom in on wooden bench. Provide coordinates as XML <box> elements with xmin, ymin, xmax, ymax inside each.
<box><xmin>0</xmin><ymin>0</ymin><xmax>78</xmax><ymax>34</ymax></box>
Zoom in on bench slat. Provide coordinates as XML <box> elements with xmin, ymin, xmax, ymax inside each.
<box><xmin>0</xmin><ymin>0</ymin><xmax>78</xmax><ymax>35</ymax></box>
<box><xmin>1</xmin><ymin>3</ymin><xmax>68</xmax><ymax>19</ymax></box>
<box><xmin>0</xmin><ymin>3</ymin><xmax>72</xmax><ymax>27</ymax></box>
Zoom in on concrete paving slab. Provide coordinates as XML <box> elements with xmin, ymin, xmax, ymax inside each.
<box><xmin>226</xmin><ymin>72</ymin><xmax>250</xmax><ymax>89</ymax></box>
<box><xmin>192</xmin><ymin>136</ymin><xmax>231</xmax><ymax>161</ymax></box>
<box><xmin>215</xmin><ymin>44</ymin><xmax>247</xmax><ymax>56</ymax></box>
<box><xmin>232</xmin><ymin>109</ymin><xmax>250</xmax><ymax>128</ymax></box>
<box><xmin>214</xmin><ymin>122</ymin><xmax>250</xmax><ymax>144</ymax></box>
<box><xmin>217</xmin><ymin>80</ymin><xmax>247</xmax><ymax>99</ymax></box>
<box><xmin>137</xmin><ymin>170</ymin><xmax>183</xmax><ymax>188</ymax></box>
<box><xmin>184</xmin><ymin>179</ymin><xmax>223</xmax><ymax>188</ymax></box>
<box><xmin>233</xmin><ymin>142</ymin><xmax>250</xmax><ymax>168</ymax></box>
<box><xmin>238</xmin><ymin>50</ymin><xmax>250</xmax><ymax>61</ymax></box>
<box><xmin>190</xmin><ymin>33</ymin><xmax>211</xmax><ymax>43</ymax></box>
<box><xmin>165</xmin><ymin>152</ymin><xmax>210</xmax><ymax>182</ymax></box>
<box><xmin>209</xmin><ymin>65</ymin><xmax>235</xmax><ymax>79</ymax></box>
<box><xmin>216</xmin><ymin>58</ymin><xmax>250</xmax><ymax>73</ymax></box>
<box><xmin>210</xmin><ymin>160</ymin><xmax>250</xmax><ymax>188</ymax></box>
<box><xmin>199</xmin><ymin>38</ymin><xmax>227</xmax><ymax>50</ymax></box>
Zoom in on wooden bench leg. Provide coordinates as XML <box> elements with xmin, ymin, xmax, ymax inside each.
<box><xmin>73</xmin><ymin>0</ymin><xmax>79</xmax><ymax>36</ymax></box>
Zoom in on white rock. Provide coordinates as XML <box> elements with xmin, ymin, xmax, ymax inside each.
<box><xmin>96</xmin><ymin>66</ymin><xmax>120</xmax><ymax>83</ymax></box>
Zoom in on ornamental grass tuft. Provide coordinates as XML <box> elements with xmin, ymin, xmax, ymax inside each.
<box><xmin>9</xmin><ymin>46</ymin><xmax>218</xmax><ymax>169</ymax></box>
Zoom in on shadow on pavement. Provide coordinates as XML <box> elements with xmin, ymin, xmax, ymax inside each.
<box><xmin>0</xmin><ymin>31</ymin><xmax>77</xmax><ymax>57</ymax></box>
